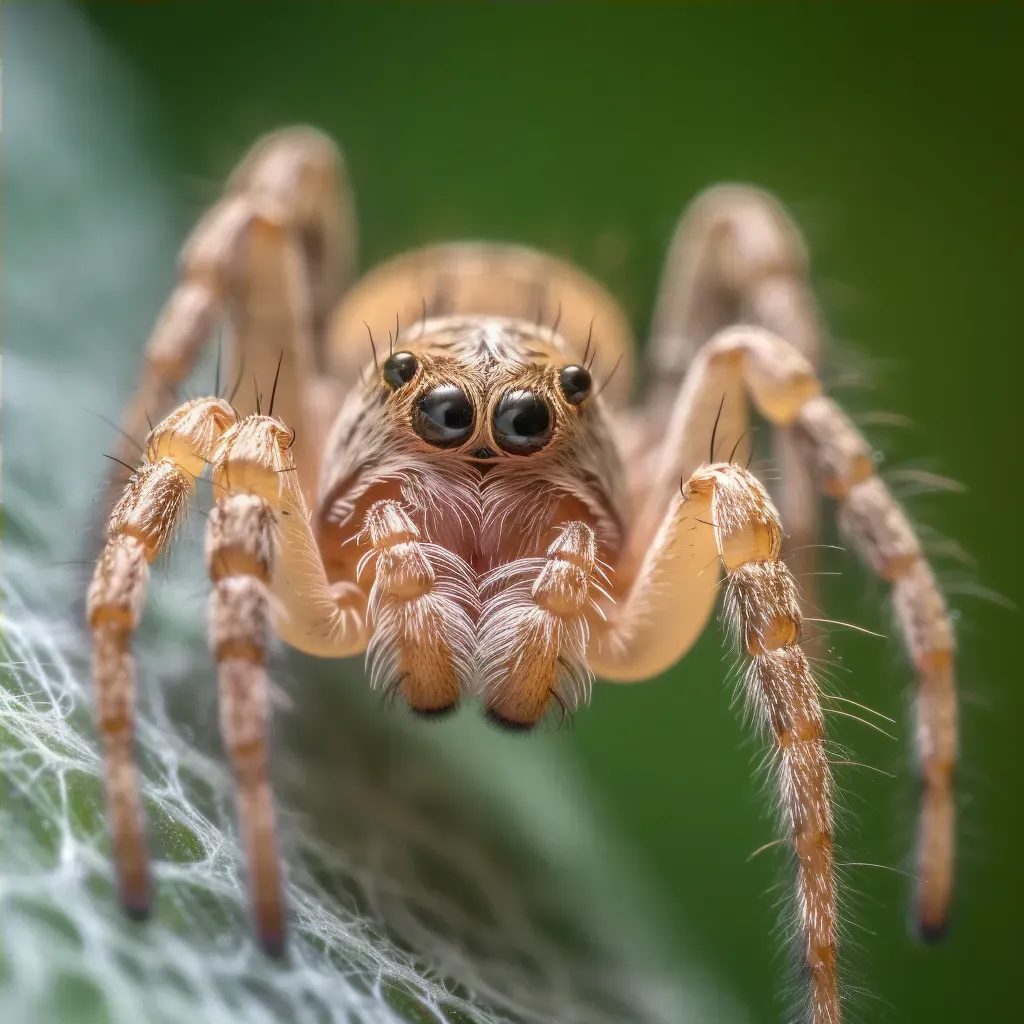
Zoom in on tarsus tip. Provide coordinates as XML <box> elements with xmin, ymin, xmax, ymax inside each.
<box><xmin>119</xmin><ymin>885</ymin><xmax>153</xmax><ymax>923</ymax></box>
<box><xmin>258</xmin><ymin>926</ymin><xmax>288</xmax><ymax>960</ymax></box>
<box><xmin>916</xmin><ymin>917</ymin><xmax>950</xmax><ymax>944</ymax></box>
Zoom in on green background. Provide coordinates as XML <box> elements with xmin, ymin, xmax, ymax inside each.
<box><xmin>72</xmin><ymin>4</ymin><xmax>1023</xmax><ymax>1022</ymax></box>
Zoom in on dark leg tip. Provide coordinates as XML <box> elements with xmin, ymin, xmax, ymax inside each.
<box><xmin>120</xmin><ymin>892</ymin><xmax>153</xmax><ymax>923</ymax></box>
<box><xmin>916</xmin><ymin>918</ymin><xmax>950</xmax><ymax>944</ymax></box>
<box><xmin>482</xmin><ymin>707</ymin><xmax>539</xmax><ymax>734</ymax></box>
<box><xmin>258</xmin><ymin>928</ymin><xmax>288</xmax><ymax>960</ymax></box>
<box><xmin>408</xmin><ymin>701</ymin><xmax>459</xmax><ymax>722</ymax></box>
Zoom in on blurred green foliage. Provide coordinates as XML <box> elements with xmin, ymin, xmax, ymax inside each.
<box><xmin>78</xmin><ymin>4</ymin><xmax>1023</xmax><ymax>1022</ymax></box>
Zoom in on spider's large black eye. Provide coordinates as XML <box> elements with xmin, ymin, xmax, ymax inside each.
<box><xmin>414</xmin><ymin>385</ymin><xmax>474</xmax><ymax>448</ymax></box>
<box><xmin>382</xmin><ymin>351</ymin><xmax>419</xmax><ymax>390</ymax></box>
<box><xmin>492</xmin><ymin>390</ymin><xmax>552</xmax><ymax>454</ymax></box>
<box><xmin>558</xmin><ymin>364</ymin><xmax>592</xmax><ymax>406</ymax></box>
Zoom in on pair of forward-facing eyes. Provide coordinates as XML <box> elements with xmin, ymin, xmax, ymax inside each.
<box><xmin>380</xmin><ymin>351</ymin><xmax>592</xmax><ymax>455</ymax></box>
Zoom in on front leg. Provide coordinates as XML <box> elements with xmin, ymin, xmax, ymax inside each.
<box><xmin>205</xmin><ymin>411</ymin><xmax>372</xmax><ymax>953</ymax></box>
<box><xmin>593</xmin><ymin>463</ymin><xmax>839</xmax><ymax>1024</ymax></box>
<box><xmin>89</xmin><ymin>395</ymin><xmax>369</xmax><ymax>953</ymax></box>
<box><xmin>88</xmin><ymin>397</ymin><xmax>235</xmax><ymax>920</ymax></box>
<box><xmin>478</xmin><ymin>522</ymin><xmax>602</xmax><ymax>729</ymax></box>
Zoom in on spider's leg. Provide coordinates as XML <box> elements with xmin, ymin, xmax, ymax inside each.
<box><xmin>87</xmin><ymin>397</ymin><xmax>237</xmax><ymax>919</ymax></box>
<box><xmin>639</xmin><ymin>184</ymin><xmax>826</xmax><ymax>626</ymax></box>
<box><xmin>704</xmin><ymin>325</ymin><xmax>956</xmax><ymax>939</ymax></box>
<box><xmin>476</xmin><ymin>522</ymin><xmax>602</xmax><ymax>729</ymax></box>
<box><xmin>638</xmin><ymin>186</ymin><xmax>957</xmax><ymax>936</ymax></box>
<box><xmin>594</xmin><ymin>463</ymin><xmax>840</xmax><ymax>1024</ymax></box>
<box><xmin>205</xmin><ymin>487</ymin><xmax>286</xmax><ymax>954</ymax></box>
<box><xmin>226</xmin><ymin>127</ymin><xmax>357</xmax><ymax>346</ymax></box>
<box><xmin>799</xmin><ymin>393</ymin><xmax>957</xmax><ymax>937</ymax></box>
<box><xmin>205</xmin><ymin>412</ymin><xmax>368</xmax><ymax>955</ymax></box>
<box><xmin>105</xmin><ymin>128</ymin><xmax>355</xmax><ymax>523</ymax></box>
<box><xmin>358</xmin><ymin>500</ymin><xmax>477</xmax><ymax>715</ymax></box>
<box><xmin>609</xmin><ymin>319</ymin><xmax>956</xmax><ymax>960</ymax></box>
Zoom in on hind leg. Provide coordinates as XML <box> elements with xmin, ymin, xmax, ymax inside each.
<box><xmin>631</xmin><ymin>185</ymin><xmax>826</xmax><ymax>591</ymax></box>
<box><xmin>104</xmin><ymin>128</ymin><xmax>357</xmax><ymax>518</ymax></box>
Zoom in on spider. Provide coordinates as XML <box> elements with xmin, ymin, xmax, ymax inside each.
<box><xmin>88</xmin><ymin>128</ymin><xmax>957</xmax><ymax>1024</ymax></box>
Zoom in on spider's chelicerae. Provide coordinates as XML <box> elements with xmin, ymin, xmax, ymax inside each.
<box><xmin>88</xmin><ymin>128</ymin><xmax>957</xmax><ymax>1024</ymax></box>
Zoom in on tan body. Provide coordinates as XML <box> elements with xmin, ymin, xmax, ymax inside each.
<box><xmin>89</xmin><ymin>129</ymin><xmax>958</xmax><ymax>1024</ymax></box>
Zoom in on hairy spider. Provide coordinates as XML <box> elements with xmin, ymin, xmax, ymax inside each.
<box><xmin>88</xmin><ymin>128</ymin><xmax>956</xmax><ymax>1024</ymax></box>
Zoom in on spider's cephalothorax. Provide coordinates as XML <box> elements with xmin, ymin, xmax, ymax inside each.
<box><xmin>315</xmin><ymin>314</ymin><xmax>629</xmax><ymax>727</ymax></box>
<box><xmin>89</xmin><ymin>128</ymin><xmax>958</xmax><ymax>1024</ymax></box>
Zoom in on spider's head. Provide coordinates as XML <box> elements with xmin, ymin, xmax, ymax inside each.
<box><xmin>376</xmin><ymin>318</ymin><xmax>596</xmax><ymax>464</ymax></box>
<box><xmin>319</xmin><ymin>315</ymin><xmax>626</xmax><ymax>576</ymax></box>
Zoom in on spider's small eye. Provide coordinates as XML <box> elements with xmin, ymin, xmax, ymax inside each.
<box><xmin>414</xmin><ymin>385</ymin><xmax>474</xmax><ymax>448</ymax></box>
<box><xmin>382</xmin><ymin>351</ymin><xmax>419</xmax><ymax>390</ymax></box>
<box><xmin>558</xmin><ymin>364</ymin><xmax>592</xmax><ymax>406</ymax></box>
<box><xmin>493</xmin><ymin>390</ymin><xmax>552</xmax><ymax>454</ymax></box>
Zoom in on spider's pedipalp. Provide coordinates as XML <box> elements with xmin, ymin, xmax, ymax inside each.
<box><xmin>361</xmin><ymin>499</ymin><xmax>477</xmax><ymax>715</ymax></box>
<box><xmin>87</xmin><ymin>397</ymin><xmax>235</xmax><ymax>919</ymax></box>
<box><xmin>478</xmin><ymin>521</ymin><xmax>599</xmax><ymax>729</ymax></box>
